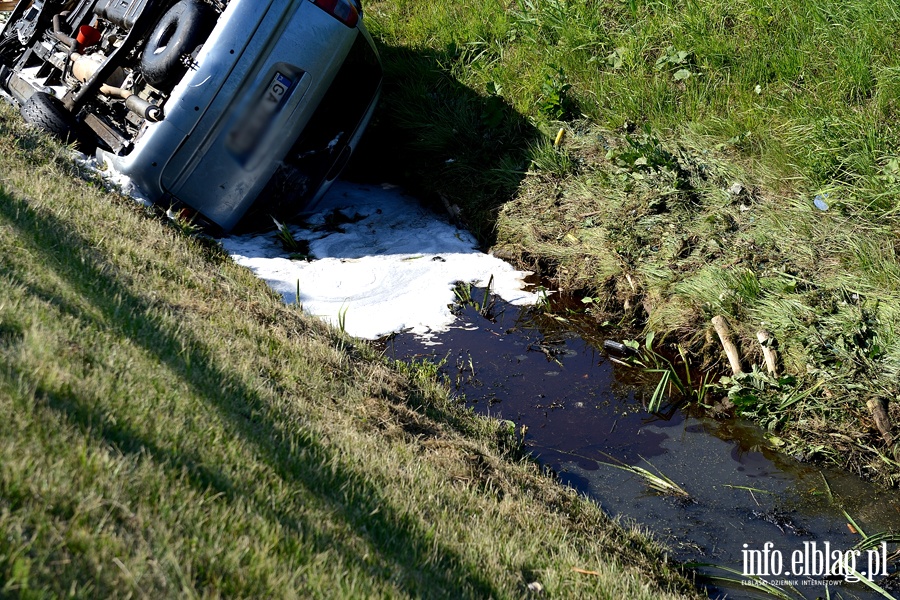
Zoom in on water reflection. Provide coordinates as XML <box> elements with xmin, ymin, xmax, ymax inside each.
<box><xmin>382</xmin><ymin>295</ymin><xmax>900</xmax><ymax>599</ymax></box>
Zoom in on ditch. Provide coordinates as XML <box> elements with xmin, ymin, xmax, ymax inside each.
<box><xmin>381</xmin><ymin>287</ymin><xmax>900</xmax><ymax>600</ymax></box>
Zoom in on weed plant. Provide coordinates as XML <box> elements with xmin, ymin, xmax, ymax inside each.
<box><xmin>272</xmin><ymin>217</ymin><xmax>313</xmax><ymax>260</ymax></box>
<box><xmin>452</xmin><ymin>276</ymin><xmax>498</xmax><ymax>319</ymax></box>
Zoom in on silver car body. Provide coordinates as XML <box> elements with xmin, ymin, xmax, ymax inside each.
<box><xmin>0</xmin><ymin>0</ymin><xmax>382</xmax><ymax>231</ymax></box>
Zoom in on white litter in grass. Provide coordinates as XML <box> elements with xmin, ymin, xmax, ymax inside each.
<box><xmin>4</xmin><ymin>87</ymin><xmax>155</xmax><ymax>204</ymax></box>
<box><xmin>221</xmin><ymin>181</ymin><xmax>540</xmax><ymax>340</ymax></box>
<box><xmin>75</xmin><ymin>155</ymin><xmax>153</xmax><ymax>206</ymax></box>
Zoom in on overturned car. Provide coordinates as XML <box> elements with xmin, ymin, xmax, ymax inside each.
<box><xmin>0</xmin><ymin>0</ymin><xmax>382</xmax><ymax>231</ymax></box>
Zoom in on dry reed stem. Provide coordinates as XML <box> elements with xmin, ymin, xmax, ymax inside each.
<box><xmin>712</xmin><ymin>315</ymin><xmax>743</xmax><ymax>376</ymax></box>
<box><xmin>866</xmin><ymin>398</ymin><xmax>894</xmax><ymax>446</ymax></box>
<box><xmin>756</xmin><ymin>330</ymin><xmax>779</xmax><ymax>377</ymax></box>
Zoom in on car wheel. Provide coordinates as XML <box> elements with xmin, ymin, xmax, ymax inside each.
<box><xmin>20</xmin><ymin>92</ymin><xmax>77</xmax><ymax>143</ymax></box>
<box><xmin>140</xmin><ymin>0</ymin><xmax>214</xmax><ymax>89</ymax></box>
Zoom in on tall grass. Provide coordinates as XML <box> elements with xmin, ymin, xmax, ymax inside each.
<box><xmin>371</xmin><ymin>0</ymin><xmax>900</xmax><ymax>191</ymax></box>
<box><xmin>367</xmin><ymin>0</ymin><xmax>900</xmax><ymax>483</ymax></box>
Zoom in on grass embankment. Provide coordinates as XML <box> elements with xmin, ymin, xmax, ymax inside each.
<box><xmin>363</xmin><ymin>0</ymin><xmax>900</xmax><ymax>485</ymax></box>
<box><xmin>0</xmin><ymin>105</ymin><xmax>701</xmax><ymax>597</ymax></box>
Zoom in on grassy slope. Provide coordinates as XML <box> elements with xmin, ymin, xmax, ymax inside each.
<box><xmin>0</xmin><ymin>106</ymin><xmax>700</xmax><ymax>597</ymax></box>
<box><xmin>364</xmin><ymin>0</ymin><xmax>900</xmax><ymax>485</ymax></box>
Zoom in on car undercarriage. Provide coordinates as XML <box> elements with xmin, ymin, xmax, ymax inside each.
<box><xmin>0</xmin><ymin>0</ymin><xmax>382</xmax><ymax>232</ymax></box>
<box><xmin>1</xmin><ymin>0</ymin><xmax>225</xmax><ymax>153</ymax></box>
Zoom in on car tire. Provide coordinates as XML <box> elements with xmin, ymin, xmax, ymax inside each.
<box><xmin>141</xmin><ymin>0</ymin><xmax>214</xmax><ymax>89</ymax></box>
<box><xmin>20</xmin><ymin>92</ymin><xmax>77</xmax><ymax>143</ymax></box>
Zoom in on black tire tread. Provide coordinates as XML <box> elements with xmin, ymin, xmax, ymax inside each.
<box><xmin>141</xmin><ymin>0</ymin><xmax>214</xmax><ymax>89</ymax></box>
<box><xmin>20</xmin><ymin>92</ymin><xmax>75</xmax><ymax>143</ymax></box>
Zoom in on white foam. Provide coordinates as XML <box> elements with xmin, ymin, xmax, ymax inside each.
<box><xmin>221</xmin><ymin>181</ymin><xmax>539</xmax><ymax>339</ymax></box>
<box><xmin>70</xmin><ymin>152</ymin><xmax>538</xmax><ymax>340</ymax></box>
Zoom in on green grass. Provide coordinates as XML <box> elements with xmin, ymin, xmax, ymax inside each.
<box><xmin>363</xmin><ymin>0</ymin><xmax>900</xmax><ymax>485</ymax></box>
<box><xmin>365</xmin><ymin>0</ymin><xmax>900</xmax><ymax>207</ymax></box>
<box><xmin>0</xmin><ymin>105</ymin><xmax>701</xmax><ymax>597</ymax></box>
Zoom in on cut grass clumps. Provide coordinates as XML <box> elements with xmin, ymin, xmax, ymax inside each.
<box><xmin>497</xmin><ymin>124</ymin><xmax>900</xmax><ymax>486</ymax></box>
<box><xmin>366</xmin><ymin>0</ymin><xmax>900</xmax><ymax>485</ymax></box>
<box><xmin>0</xmin><ymin>103</ymin><xmax>701</xmax><ymax>598</ymax></box>
<box><xmin>601</xmin><ymin>456</ymin><xmax>691</xmax><ymax>499</ymax></box>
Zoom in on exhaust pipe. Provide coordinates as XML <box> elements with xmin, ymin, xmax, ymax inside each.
<box><xmin>69</xmin><ymin>52</ymin><xmax>163</xmax><ymax>122</ymax></box>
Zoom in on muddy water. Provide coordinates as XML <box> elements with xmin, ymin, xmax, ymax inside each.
<box><xmin>382</xmin><ymin>293</ymin><xmax>900</xmax><ymax>599</ymax></box>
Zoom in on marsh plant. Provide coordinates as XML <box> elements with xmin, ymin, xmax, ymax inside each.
<box><xmin>843</xmin><ymin>509</ymin><xmax>900</xmax><ymax>563</ymax></box>
<box><xmin>623</xmin><ymin>332</ymin><xmax>715</xmax><ymax>413</ymax></box>
<box><xmin>687</xmin><ymin>564</ymin><xmax>806</xmax><ymax>600</ymax></box>
<box><xmin>272</xmin><ymin>216</ymin><xmax>313</xmax><ymax>260</ymax></box>
<box><xmin>453</xmin><ymin>275</ymin><xmax>498</xmax><ymax>319</ymax></box>
<box><xmin>452</xmin><ymin>351</ymin><xmax>478</xmax><ymax>390</ymax></box>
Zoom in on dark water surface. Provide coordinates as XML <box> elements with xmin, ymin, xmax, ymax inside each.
<box><xmin>381</xmin><ymin>294</ymin><xmax>900</xmax><ymax>599</ymax></box>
